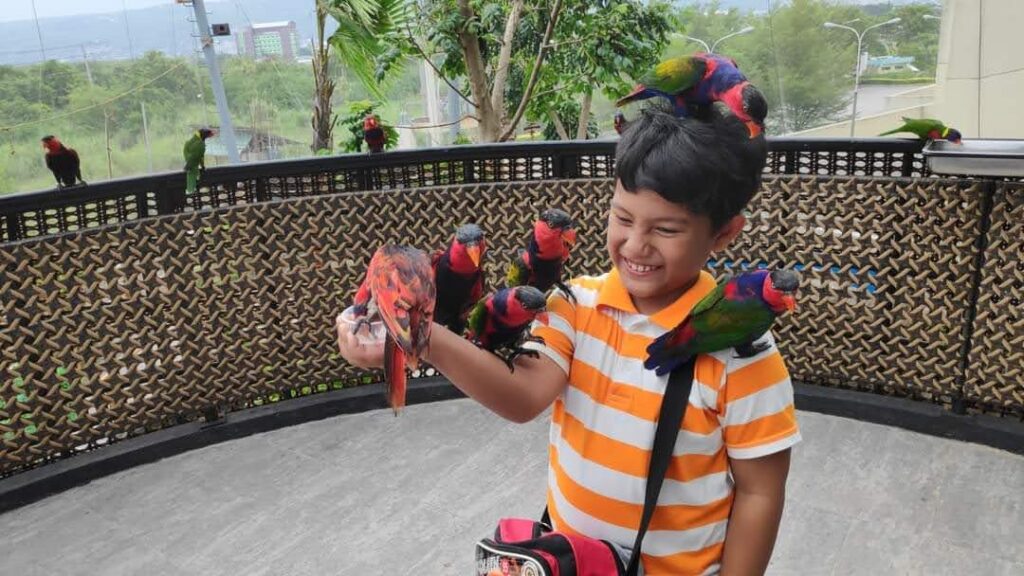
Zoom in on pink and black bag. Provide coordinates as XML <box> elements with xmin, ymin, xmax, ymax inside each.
<box><xmin>475</xmin><ymin>359</ymin><xmax>697</xmax><ymax>576</ymax></box>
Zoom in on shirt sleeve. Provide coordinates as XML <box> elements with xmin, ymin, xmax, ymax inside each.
<box><xmin>521</xmin><ymin>286</ymin><xmax>576</xmax><ymax>375</ymax></box>
<box><xmin>717</xmin><ymin>331</ymin><xmax>801</xmax><ymax>459</ymax></box>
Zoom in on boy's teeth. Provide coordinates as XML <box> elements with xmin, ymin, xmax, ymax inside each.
<box><xmin>627</xmin><ymin>260</ymin><xmax>656</xmax><ymax>273</ymax></box>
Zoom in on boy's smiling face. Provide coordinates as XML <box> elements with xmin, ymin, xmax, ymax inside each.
<box><xmin>607</xmin><ymin>181</ymin><xmax>745</xmax><ymax>315</ymax></box>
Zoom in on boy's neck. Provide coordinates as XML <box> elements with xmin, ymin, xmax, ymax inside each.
<box><xmin>629</xmin><ymin>275</ymin><xmax>700</xmax><ymax>316</ymax></box>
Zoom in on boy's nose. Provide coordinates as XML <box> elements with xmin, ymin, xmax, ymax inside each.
<box><xmin>622</xmin><ymin>231</ymin><xmax>652</xmax><ymax>257</ymax></box>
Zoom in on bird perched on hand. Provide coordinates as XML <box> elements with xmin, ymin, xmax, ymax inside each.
<box><xmin>363</xmin><ymin>114</ymin><xmax>386</xmax><ymax>153</ymax></box>
<box><xmin>506</xmin><ymin>208</ymin><xmax>577</xmax><ymax>302</ymax></box>
<box><xmin>183</xmin><ymin>128</ymin><xmax>216</xmax><ymax>193</ymax></box>
<box><xmin>433</xmin><ymin>223</ymin><xmax>487</xmax><ymax>336</ymax></box>
<box><xmin>351</xmin><ymin>245</ymin><xmax>436</xmax><ymax>415</ymax></box>
<box><xmin>41</xmin><ymin>136</ymin><xmax>85</xmax><ymax>189</ymax></box>
<box><xmin>466</xmin><ymin>286</ymin><xmax>549</xmax><ymax>371</ymax></box>
<box><xmin>616</xmin><ymin>52</ymin><xmax>768</xmax><ymax>138</ymax></box>
<box><xmin>644</xmin><ymin>270</ymin><xmax>800</xmax><ymax>376</ymax></box>
<box><xmin>879</xmin><ymin>117</ymin><xmax>962</xmax><ymax>143</ymax></box>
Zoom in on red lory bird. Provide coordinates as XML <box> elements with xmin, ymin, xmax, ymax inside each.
<box><xmin>363</xmin><ymin>114</ymin><xmax>386</xmax><ymax>153</ymax></box>
<box><xmin>645</xmin><ymin>270</ymin><xmax>800</xmax><ymax>376</ymax></box>
<box><xmin>433</xmin><ymin>223</ymin><xmax>487</xmax><ymax>336</ymax></box>
<box><xmin>616</xmin><ymin>52</ymin><xmax>768</xmax><ymax>138</ymax></box>
<box><xmin>506</xmin><ymin>208</ymin><xmax>577</xmax><ymax>303</ymax></box>
<box><xmin>466</xmin><ymin>286</ymin><xmax>549</xmax><ymax>371</ymax></box>
<box><xmin>41</xmin><ymin>135</ymin><xmax>86</xmax><ymax>189</ymax></box>
<box><xmin>351</xmin><ymin>245</ymin><xmax>436</xmax><ymax>415</ymax></box>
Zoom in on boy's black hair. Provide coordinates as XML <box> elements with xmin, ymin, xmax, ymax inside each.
<box><xmin>615</xmin><ymin>108</ymin><xmax>768</xmax><ymax>231</ymax></box>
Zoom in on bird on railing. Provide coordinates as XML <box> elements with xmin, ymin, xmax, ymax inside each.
<box><xmin>466</xmin><ymin>286</ymin><xmax>549</xmax><ymax>372</ymax></box>
<box><xmin>184</xmin><ymin>127</ymin><xmax>216</xmax><ymax>193</ymax></box>
<box><xmin>506</xmin><ymin>208</ymin><xmax>577</xmax><ymax>303</ymax></box>
<box><xmin>433</xmin><ymin>223</ymin><xmax>487</xmax><ymax>336</ymax></box>
<box><xmin>41</xmin><ymin>135</ymin><xmax>86</xmax><ymax>189</ymax></box>
<box><xmin>351</xmin><ymin>244</ymin><xmax>436</xmax><ymax>416</ymax></box>
<box><xmin>616</xmin><ymin>52</ymin><xmax>768</xmax><ymax>138</ymax></box>
<box><xmin>879</xmin><ymin>118</ymin><xmax>962</xmax><ymax>144</ymax></box>
<box><xmin>644</xmin><ymin>269</ymin><xmax>800</xmax><ymax>376</ymax></box>
<box><xmin>363</xmin><ymin>114</ymin><xmax>386</xmax><ymax>154</ymax></box>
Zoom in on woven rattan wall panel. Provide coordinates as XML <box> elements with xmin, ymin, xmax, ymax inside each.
<box><xmin>720</xmin><ymin>176</ymin><xmax>984</xmax><ymax>401</ymax></box>
<box><xmin>0</xmin><ymin>180</ymin><xmax>612</xmax><ymax>476</ymax></box>
<box><xmin>965</xmin><ymin>183</ymin><xmax>1024</xmax><ymax>416</ymax></box>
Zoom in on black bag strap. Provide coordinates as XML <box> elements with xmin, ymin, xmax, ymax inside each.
<box><xmin>539</xmin><ymin>358</ymin><xmax>697</xmax><ymax>576</ymax></box>
<box><xmin>625</xmin><ymin>357</ymin><xmax>697</xmax><ymax>576</ymax></box>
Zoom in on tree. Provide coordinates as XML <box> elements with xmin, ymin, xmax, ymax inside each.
<box><xmin>313</xmin><ymin>0</ymin><xmax>412</xmax><ymax>153</ymax></box>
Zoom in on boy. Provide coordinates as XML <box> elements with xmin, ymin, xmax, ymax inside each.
<box><xmin>339</xmin><ymin>109</ymin><xmax>800</xmax><ymax>575</ymax></box>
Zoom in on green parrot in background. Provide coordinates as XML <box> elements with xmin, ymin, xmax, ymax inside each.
<box><xmin>183</xmin><ymin>128</ymin><xmax>216</xmax><ymax>193</ymax></box>
<box><xmin>644</xmin><ymin>270</ymin><xmax>800</xmax><ymax>376</ymax></box>
<box><xmin>879</xmin><ymin>118</ymin><xmax>962</xmax><ymax>143</ymax></box>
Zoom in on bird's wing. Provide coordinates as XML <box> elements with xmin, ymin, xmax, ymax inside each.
<box><xmin>642</xmin><ymin>55</ymin><xmax>707</xmax><ymax>94</ymax></box>
<box><xmin>690</xmin><ymin>275</ymin><xmax>729</xmax><ymax>318</ymax></box>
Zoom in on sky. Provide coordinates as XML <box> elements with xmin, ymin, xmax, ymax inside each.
<box><xmin>0</xmin><ymin>0</ymin><xmax>169</xmax><ymax>23</ymax></box>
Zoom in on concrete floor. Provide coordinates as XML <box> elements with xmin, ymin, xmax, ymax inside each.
<box><xmin>2</xmin><ymin>399</ymin><xmax>1022</xmax><ymax>576</ymax></box>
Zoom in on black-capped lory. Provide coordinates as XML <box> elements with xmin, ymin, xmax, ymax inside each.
<box><xmin>433</xmin><ymin>223</ymin><xmax>487</xmax><ymax>335</ymax></box>
<box><xmin>506</xmin><ymin>208</ymin><xmax>577</xmax><ymax>302</ymax></box>
<box><xmin>466</xmin><ymin>286</ymin><xmax>549</xmax><ymax>371</ymax></box>
<box><xmin>41</xmin><ymin>135</ymin><xmax>85</xmax><ymax>189</ymax></box>
<box><xmin>644</xmin><ymin>270</ymin><xmax>800</xmax><ymax>376</ymax></box>
<box><xmin>364</xmin><ymin>114</ymin><xmax>386</xmax><ymax>153</ymax></box>
<box><xmin>184</xmin><ymin>128</ymin><xmax>216</xmax><ymax>193</ymax></box>
<box><xmin>351</xmin><ymin>245</ymin><xmax>436</xmax><ymax>415</ymax></box>
<box><xmin>616</xmin><ymin>52</ymin><xmax>768</xmax><ymax>137</ymax></box>
<box><xmin>879</xmin><ymin>117</ymin><xmax>962</xmax><ymax>143</ymax></box>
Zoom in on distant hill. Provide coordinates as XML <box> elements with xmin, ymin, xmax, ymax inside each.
<box><xmin>0</xmin><ymin>0</ymin><xmax>329</xmax><ymax>66</ymax></box>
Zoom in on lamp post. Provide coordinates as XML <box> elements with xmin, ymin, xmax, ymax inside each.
<box><xmin>824</xmin><ymin>17</ymin><xmax>901</xmax><ymax>137</ymax></box>
<box><xmin>676</xmin><ymin>26</ymin><xmax>755</xmax><ymax>54</ymax></box>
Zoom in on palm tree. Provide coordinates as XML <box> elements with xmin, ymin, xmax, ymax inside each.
<box><xmin>311</xmin><ymin>0</ymin><xmax>410</xmax><ymax>153</ymax></box>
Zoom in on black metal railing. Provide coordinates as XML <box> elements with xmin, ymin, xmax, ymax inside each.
<box><xmin>1</xmin><ymin>138</ymin><xmax>928</xmax><ymax>244</ymax></box>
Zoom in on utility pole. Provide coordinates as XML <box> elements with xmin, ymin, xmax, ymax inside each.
<box><xmin>186</xmin><ymin>0</ymin><xmax>241</xmax><ymax>164</ymax></box>
<box><xmin>80</xmin><ymin>45</ymin><xmax>94</xmax><ymax>86</ymax></box>
<box><xmin>141</xmin><ymin>101</ymin><xmax>153</xmax><ymax>173</ymax></box>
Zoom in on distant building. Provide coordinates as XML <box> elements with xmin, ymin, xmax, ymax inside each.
<box><xmin>202</xmin><ymin>127</ymin><xmax>302</xmax><ymax>163</ymax></box>
<box><xmin>866</xmin><ymin>55</ymin><xmax>919</xmax><ymax>74</ymax></box>
<box><xmin>236</xmin><ymin>21</ymin><xmax>300</xmax><ymax>61</ymax></box>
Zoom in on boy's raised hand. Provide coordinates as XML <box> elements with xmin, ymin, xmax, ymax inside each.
<box><xmin>335</xmin><ymin>314</ymin><xmax>385</xmax><ymax>369</ymax></box>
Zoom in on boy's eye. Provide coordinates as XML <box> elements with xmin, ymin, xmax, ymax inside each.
<box><xmin>656</xmin><ymin>227</ymin><xmax>679</xmax><ymax>235</ymax></box>
<box><xmin>615</xmin><ymin>214</ymin><xmax>632</xmax><ymax>225</ymax></box>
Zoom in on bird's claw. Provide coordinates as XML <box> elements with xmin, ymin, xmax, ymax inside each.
<box><xmin>504</xmin><ymin>346</ymin><xmax>541</xmax><ymax>372</ymax></box>
<box><xmin>555</xmin><ymin>281</ymin><xmax>576</xmax><ymax>304</ymax></box>
<box><xmin>734</xmin><ymin>340</ymin><xmax>770</xmax><ymax>359</ymax></box>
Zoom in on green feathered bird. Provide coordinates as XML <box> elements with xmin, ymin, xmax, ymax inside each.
<box><xmin>183</xmin><ymin>128</ymin><xmax>216</xmax><ymax>193</ymax></box>
<box><xmin>644</xmin><ymin>270</ymin><xmax>800</xmax><ymax>376</ymax></box>
<box><xmin>879</xmin><ymin>118</ymin><xmax>962</xmax><ymax>143</ymax></box>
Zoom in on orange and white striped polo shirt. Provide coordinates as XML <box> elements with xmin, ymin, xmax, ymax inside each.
<box><xmin>525</xmin><ymin>268</ymin><xmax>801</xmax><ymax>575</ymax></box>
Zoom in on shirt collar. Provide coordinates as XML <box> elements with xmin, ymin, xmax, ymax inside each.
<box><xmin>598</xmin><ymin>267</ymin><xmax>718</xmax><ymax>330</ymax></box>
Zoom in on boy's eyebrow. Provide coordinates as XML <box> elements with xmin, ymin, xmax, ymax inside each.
<box><xmin>611</xmin><ymin>202</ymin><xmax>691</xmax><ymax>225</ymax></box>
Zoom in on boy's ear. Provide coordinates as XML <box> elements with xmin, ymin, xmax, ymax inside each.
<box><xmin>711</xmin><ymin>214</ymin><xmax>746</xmax><ymax>252</ymax></box>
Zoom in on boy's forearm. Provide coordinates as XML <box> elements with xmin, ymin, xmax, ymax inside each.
<box><xmin>719</xmin><ymin>490</ymin><xmax>785</xmax><ymax>576</ymax></box>
<box><xmin>424</xmin><ymin>323</ymin><xmax>556</xmax><ymax>423</ymax></box>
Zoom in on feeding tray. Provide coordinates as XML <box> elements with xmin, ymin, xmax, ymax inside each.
<box><xmin>923</xmin><ymin>139</ymin><xmax>1024</xmax><ymax>177</ymax></box>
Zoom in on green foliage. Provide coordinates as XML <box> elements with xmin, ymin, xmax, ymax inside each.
<box><xmin>337</xmin><ymin>100</ymin><xmax>399</xmax><ymax>152</ymax></box>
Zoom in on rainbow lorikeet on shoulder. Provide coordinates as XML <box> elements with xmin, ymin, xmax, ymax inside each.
<box><xmin>184</xmin><ymin>128</ymin><xmax>216</xmax><ymax>193</ymax></box>
<box><xmin>879</xmin><ymin>117</ymin><xmax>962</xmax><ymax>143</ymax></box>
<box><xmin>41</xmin><ymin>135</ymin><xmax>86</xmax><ymax>189</ymax></box>
<box><xmin>466</xmin><ymin>286</ymin><xmax>549</xmax><ymax>372</ymax></box>
<box><xmin>351</xmin><ymin>244</ymin><xmax>436</xmax><ymax>415</ymax></box>
<box><xmin>506</xmin><ymin>208</ymin><xmax>577</xmax><ymax>302</ymax></box>
<box><xmin>363</xmin><ymin>114</ymin><xmax>386</xmax><ymax>153</ymax></box>
<box><xmin>616</xmin><ymin>52</ymin><xmax>767</xmax><ymax>137</ymax></box>
<box><xmin>433</xmin><ymin>223</ymin><xmax>487</xmax><ymax>336</ymax></box>
<box><xmin>644</xmin><ymin>270</ymin><xmax>800</xmax><ymax>376</ymax></box>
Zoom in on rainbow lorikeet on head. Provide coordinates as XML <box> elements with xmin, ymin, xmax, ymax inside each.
<box><xmin>506</xmin><ymin>208</ymin><xmax>577</xmax><ymax>302</ymax></box>
<box><xmin>644</xmin><ymin>270</ymin><xmax>799</xmax><ymax>376</ymax></box>
<box><xmin>879</xmin><ymin>117</ymin><xmax>962</xmax><ymax>143</ymax></box>
<box><xmin>433</xmin><ymin>223</ymin><xmax>487</xmax><ymax>336</ymax></box>
<box><xmin>351</xmin><ymin>245</ymin><xmax>436</xmax><ymax>415</ymax></box>
<box><xmin>184</xmin><ymin>128</ymin><xmax>216</xmax><ymax>193</ymax></box>
<box><xmin>41</xmin><ymin>136</ymin><xmax>86</xmax><ymax>189</ymax></box>
<box><xmin>466</xmin><ymin>286</ymin><xmax>549</xmax><ymax>372</ymax></box>
<box><xmin>616</xmin><ymin>52</ymin><xmax>768</xmax><ymax>137</ymax></box>
<box><xmin>363</xmin><ymin>114</ymin><xmax>386</xmax><ymax>153</ymax></box>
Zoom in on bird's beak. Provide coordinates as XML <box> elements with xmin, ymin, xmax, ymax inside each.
<box><xmin>562</xmin><ymin>228</ymin><xmax>577</xmax><ymax>248</ymax></box>
<box><xmin>746</xmin><ymin>121</ymin><xmax>762</xmax><ymax>139</ymax></box>
<box><xmin>535</xmin><ymin>311</ymin><xmax>550</xmax><ymax>326</ymax></box>
<box><xmin>782</xmin><ymin>294</ymin><xmax>797</xmax><ymax>313</ymax></box>
<box><xmin>467</xmin><ymin>245</ymin><xmax>482</xmax><ymax>268</ymax></box>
